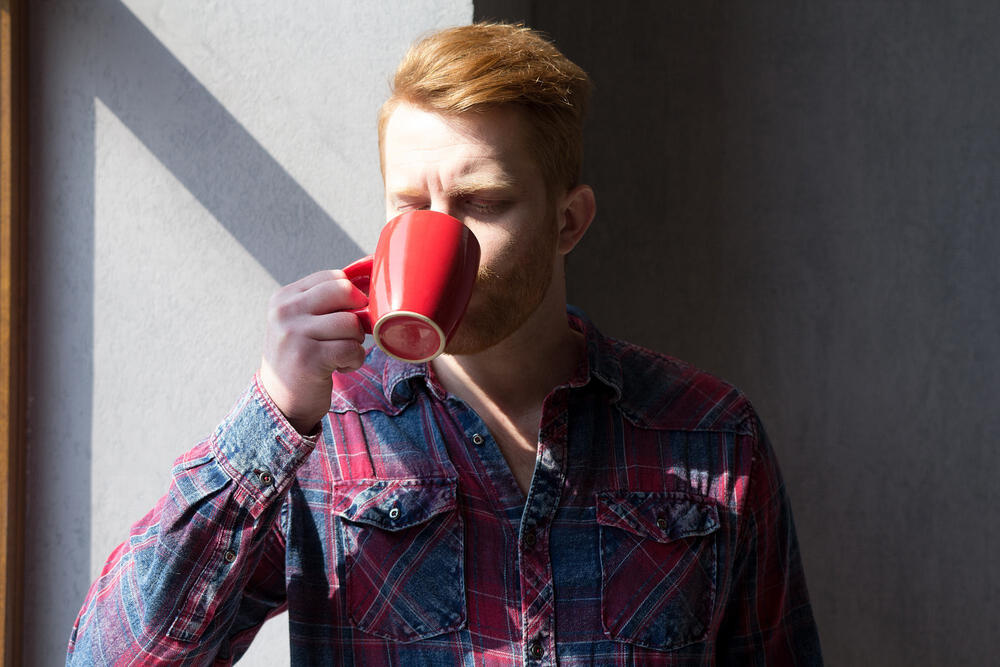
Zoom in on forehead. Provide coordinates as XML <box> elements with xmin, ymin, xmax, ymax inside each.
<box><xmin>382</xmin><ymin>104</ymin><xmax>540</xmax><ymax>190</ymax></box>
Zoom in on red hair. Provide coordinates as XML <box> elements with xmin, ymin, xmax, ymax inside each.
<box><xmin>379</xmin><ymin>22</ymin><xmax>591</xmax><ymax>191</ymax></box>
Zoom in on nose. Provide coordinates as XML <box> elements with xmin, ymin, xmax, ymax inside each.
<box><xmin>428</xmin><ymin>199</ymin><xmax>461</xmax><ymax>222</ymax></box>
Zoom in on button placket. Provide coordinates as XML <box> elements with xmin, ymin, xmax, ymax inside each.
<box><xmin>518</xmin><ymin>387</ymin><xmax>569</xmax><ymax>665</ymax></box>
<box><xmin>451</xmin><ymin>404</ymin><xmax>523</xmax><ymax>508</ymax></box>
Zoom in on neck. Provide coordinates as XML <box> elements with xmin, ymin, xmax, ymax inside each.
<box><xmin>431</xmin><ymin>274</ymin><xmax>584</xmax><ymax>498</ymax></box>
<box><xmin>431</xmin><ymin>278</ymin><xmax>583</xmax><ymax>414</ymax></box>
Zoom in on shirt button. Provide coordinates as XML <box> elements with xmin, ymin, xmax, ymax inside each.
<box><xmin>656</xmin><ymin>516</ymin><xmax>668</xmax><ymax>530</ymax></box>
<box><xmin>528</xmin><ymin>640</ymin><xmax>544</xmax><ymax>659</ymax></box>
<box><xmin>523</xmin><ymin>528</ymin><xmax>537</xmax><ymax>548</ymax></box>
<box><xmin>471</xmin><ymin>433</ymin><xmax>485</xmax><ymax>446</ymax></box>
<box><xmin>257</xmin><ymin>469</ymin><xmax>274</xmax><ymax>486</ymax></box>
<box><xmin>388</xmin><ymin>506</ymin><xmax>401</xmax><ymax>520</ymax></box>
<box><xmin>223</xmin><ymin>549</ymin><xmax>237</xmax><ymax>563</ymax></box>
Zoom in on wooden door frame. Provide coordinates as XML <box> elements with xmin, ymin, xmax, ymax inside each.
<box><xmin>1</xmin><ymin>0</ymin><xmax>27</xmax><ymax>662</ymax></box>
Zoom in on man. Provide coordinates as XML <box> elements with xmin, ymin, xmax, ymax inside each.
<box><xmin>69</xmin><ymin>23</ymin><xmax>822</xmax><ymax>665</ymax></box>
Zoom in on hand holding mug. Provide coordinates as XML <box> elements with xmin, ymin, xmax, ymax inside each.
<box><xmin>259</xmin><ymin>269</ymin><xmax>369</xmax><ymax>434</ymax></box>
<box><xmin>259</xmin><ymin>210</ymin><xmax>479</xmax><ymax>433</ymax></box>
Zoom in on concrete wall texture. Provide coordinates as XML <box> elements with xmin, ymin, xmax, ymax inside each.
<box><xmin>26</xmin><ymin>1</ymin><xmax>472</xmax><ymax>664</ymax></box>
<box><xmin>26</xmin><ymin>1</ymin><xmax>998</xmax><ymax>665</ymax></box>
<box><xmin>477</xmin><ymin>1</ymin><xmax>1000</xmax><ymax>664</ymax></box>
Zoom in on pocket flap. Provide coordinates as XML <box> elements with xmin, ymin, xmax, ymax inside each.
<box><xmin>333</xmin><ymin>477</ymin><xmax>458</xmax><ymax>531</ymax></box>
<box><xmin>596</xmin><ymin>492</ymin><xmax>719</xmax><ymax>542</ymax></box>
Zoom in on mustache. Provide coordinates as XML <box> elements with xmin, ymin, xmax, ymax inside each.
<box><xmin>476</xmin><ymin>265</ymin><xmax>499</xmax><ymax>283</ymax></box>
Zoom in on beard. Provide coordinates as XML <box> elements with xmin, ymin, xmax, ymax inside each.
<box><xmin>444</xmin><ymin>215</ymin><xmax>558</xmax><ymax>356</ymax></box>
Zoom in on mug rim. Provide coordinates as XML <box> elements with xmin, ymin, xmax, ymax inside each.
<box><xmin>373</xmin><ymin>310</ymin><xmax>447</xmax><ymax>364</ymax></box>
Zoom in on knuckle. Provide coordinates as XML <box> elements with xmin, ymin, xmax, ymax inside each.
<box><xmin>330</xmin><ymin>311</ymin><xmax>364</xmax><ymax>338</ymax></box>
<box><xmin>270</xmin><ymin>297</ymin><xmax>299</xmax><ymax>323</ymax></box>
<box><xmin>266</xmin><ymin>295</ymin><xmax>282</xmax><ymax>321</ymax></box>
<box><xmin>330</xmin><ymin>339</ymin><xmax>364</xmax><ymax>365</ymax></box>
<box><xmin>269</xmin><ymin>281</ymin><xmax>296</xmax><ymax>303</ymax></box>
<box><xmin>328</xmin><ymin>278</ymin><xmax>356</xmax><ymax>302</ymax></box>
<box><xmin>287</xmin><ymin>341</ymin><xmax>314</xmax><ymax>369</ymax></box>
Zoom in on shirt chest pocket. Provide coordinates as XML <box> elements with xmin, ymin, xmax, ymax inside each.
<box><xmin>333</xmin><ymin>478</ymin><xmax>466</xmax><ymax>642</ymax></box>
<box><xmin>596</xmin><ymin>492</ymin><xmax>720</xmax><ymax>651</ymax></box>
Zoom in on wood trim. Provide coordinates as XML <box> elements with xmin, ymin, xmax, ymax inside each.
<box><xmin>0</xmin><ymin>0</ymin><xmax>27</xmax><ymax>663</ymax></box>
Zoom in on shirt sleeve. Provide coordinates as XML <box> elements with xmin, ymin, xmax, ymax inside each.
<box><xmin>716</xmin><ymin>414</ymin><xmax>825</xmax><ymax>665</ymax></box>
<box><xmin>66</xmin><ymin>374</ymin><xmax>318</xmax><ymax>665</ymax></box>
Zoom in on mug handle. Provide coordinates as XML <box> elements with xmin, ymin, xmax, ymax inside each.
<box><xmin>342</xmin><ymin>255</ymin><xmax>374</xmax><ymax>333</ymax></box>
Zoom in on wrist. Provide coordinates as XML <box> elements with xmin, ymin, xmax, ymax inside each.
<box><xmin>257</xmin><ymin>364</ymin><xmax>327</xmax><ymax>435</ymax></box>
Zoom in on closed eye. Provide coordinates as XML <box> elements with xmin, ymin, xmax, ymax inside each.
<box><xmin>465</xmin><ymin>198</ymin><xmax>509</xmax><ymax>216</ymax></box>
<box><xmin>393</xmin><ymin>201</ymin><xmax>430</xmax><ymax>213</ymax></box>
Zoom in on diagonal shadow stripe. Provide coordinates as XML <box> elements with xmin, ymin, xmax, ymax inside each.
<box><xmin>94</xmin><ymin>0</ymin><xmax>365</xmax><ymax>285</ymax></box>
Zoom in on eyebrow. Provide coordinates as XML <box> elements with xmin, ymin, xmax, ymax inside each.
<box><xmin>448</xmin><ymin>174</ymin><xmax>517</xmax><ymax>195</ymax></box>
<box><xmin>389</xmin><ymin>174</ymin><xmax>519</xmax><ymax>201</ymax></box>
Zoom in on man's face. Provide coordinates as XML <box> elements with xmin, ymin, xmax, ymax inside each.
<box><xmin>382</xmin><ymin>103</ymin><xmax>560</xmax><ymax>355</ymax></box>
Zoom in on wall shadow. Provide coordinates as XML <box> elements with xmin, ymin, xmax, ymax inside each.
<box><xmin>26</xmin><ymin>0</ymin><xmax>366</xmax><ymax>661</ymax></box>
<box><xmin>25</xmin><ymin>0</ymin><xmax>96</xmax><ymax>654</ymax></box>
<box><xmin>95</xmin><ymin>0</ymin><xmax>363</xmax><ymax>285</ymax></box>
<box><xmin>478</xmin><ymin>2</ymin><xmax>1000</xmax><ymax>665</ymax></box>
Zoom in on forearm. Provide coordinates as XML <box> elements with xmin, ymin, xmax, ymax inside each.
<box><xmin>67</xmin><ymin>375</ymin><xmax>316</xmax><ymax>665</ymax></box>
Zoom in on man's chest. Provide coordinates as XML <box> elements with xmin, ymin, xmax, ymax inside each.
<box><xmin>280</xmin><ymin>398</ymin><xmax>751</xmax><ymax>664</ymax></box>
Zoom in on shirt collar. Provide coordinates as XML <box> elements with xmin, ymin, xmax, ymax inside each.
<box><xmin>379</xmin><ymin>306</ymin><xmax>624</xmax><ymax>406</ymax></box>
<box><xmin>567</xmin><ymin>305</ymin><xmax>624</xmax><ymax>402</ymax></box>
<box><xmin>379</xmin><ymin>351</ymin><xmax>427</xmax><ymax>406</ymax></box>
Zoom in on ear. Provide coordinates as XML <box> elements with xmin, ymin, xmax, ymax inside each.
<box><xmin>555</xmin><ymin>184</ymin><xmax>596</xmax><ymax>255</ymax></box>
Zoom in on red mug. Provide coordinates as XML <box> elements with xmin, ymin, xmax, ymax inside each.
<box><xmin>342</xmin><ymin>210</ymin><xmax>481</xmax><ymax>363</ymax></box>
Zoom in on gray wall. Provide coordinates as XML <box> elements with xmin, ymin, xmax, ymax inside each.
<box><xmin>477</xmin><ymin>1</ymin><xmax>1000</xmax><ymax>665</ymax></box>
<box><xmin>26</xmin><ymin>1</ymin><xmax>999</xmax><ymax>665</ymax></box>
<box><xmin>26</xmin><ymin>1</ymin><xmax>471</xmax><ymax>664</ymax></box>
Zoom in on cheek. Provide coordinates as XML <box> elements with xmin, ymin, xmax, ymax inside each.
<box><xmin>465</xmin><ymin>224</ymin><xmax>512</xmax><ymax>268</ymax></box>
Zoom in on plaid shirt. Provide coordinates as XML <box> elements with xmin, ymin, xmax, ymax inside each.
<box><xmin>68</xmin><ymin>311</ymin><xmax>822</xmax><ymax>665</ymax></box>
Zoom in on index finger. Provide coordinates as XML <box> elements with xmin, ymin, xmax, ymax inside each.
<box><xmin>286</xmin><ymin>269</ymin><xmax>349</xmax><ymax>293</ymax></box>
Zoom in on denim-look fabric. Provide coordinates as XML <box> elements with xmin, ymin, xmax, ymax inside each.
<box><xmin>68</xmin><ymin>310</ymin><xmax>823</xmax><ymax>665</ymax></box>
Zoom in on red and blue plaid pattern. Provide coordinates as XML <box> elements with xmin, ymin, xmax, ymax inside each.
<box><xmin>68</xmin><ymin>311</ymin><xmax>822</xmax><ymax>665</ymax></box>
